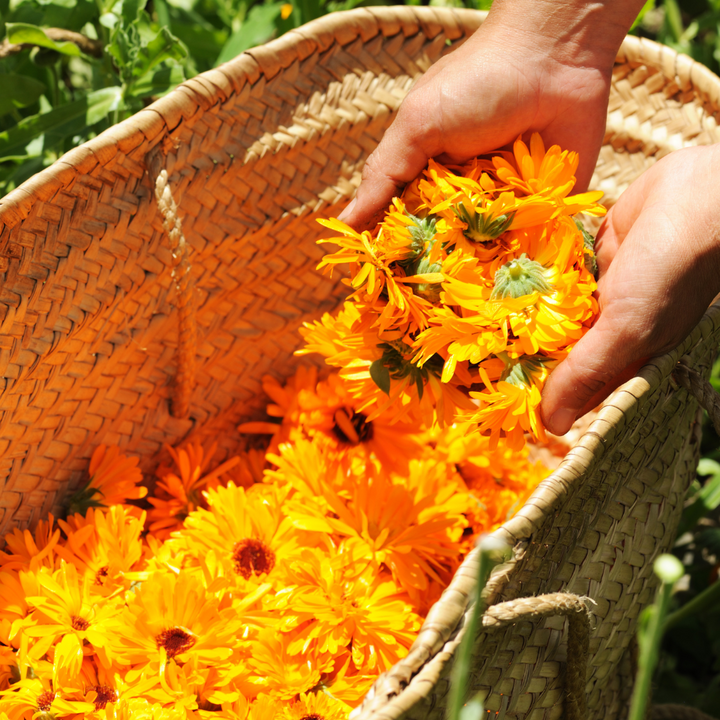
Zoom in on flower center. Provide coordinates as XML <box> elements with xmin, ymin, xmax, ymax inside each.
<box><xmin>232</xmin><ymin>538</ymin><xmax>276</xmax><ymax>579</ymax></box>
<box><xmin>37</xmin><ymin>691</ymin><xmax>55</xmax><ymax>712</ymax></box>
<box><xmin>155</xmin><ymin>627</ymin><xmax>197</xmax><ymax>659</ymax></box>
<box><xmin>89</xmin><ymin>685</ymin><xmax>117</xmax><ymax>710</ymax></box>
<box><xmin>332</xmin><ymin>409</ymin><xmax>373</xmax><ymax>445</ymax></box>
<box><xmin>491</xmin><ymin>254</ymin><xmax>552</xmax><ymax>300</ymax></box>
<box><xmin>95</xmin><ymin>566</ymin><xmax>109</xmax><ymax>586</ymax></box>
<box><xmin>71</xmin><ymin>615</ymin><xmax>90</xmax><ymax>631</ymax></box>
<box><xmin>300</xmin><ymin>715</ymin><xmax>324</xmax><ymax>720</ymax></box>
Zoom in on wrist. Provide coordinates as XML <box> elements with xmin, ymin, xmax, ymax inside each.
<box><xmin>477</xmin><ymin>0</ymin><xmax>646</xmax><ymax>74</ymax></box>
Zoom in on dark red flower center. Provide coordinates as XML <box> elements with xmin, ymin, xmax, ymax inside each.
<box><xmin>232</xmin><ymin>538</ymin><xmax>276</xmax><ymax>579</ymax></box>
<box><xmin>332</xmin><ymin>408</ymin><xmax>373</xmax><ymax>445</ymax></box>
<box><xmin>300</xmin><ymin>715</ymin><xmax>324</xmax><ymax>720</ymax></box>
<box><xmin>89</xmin><ymin>685</ymin><xmax>117</xmax><ymax>710</ymax></box>
<box><xmin>37</xmin><ymin>691</ymin><xmax>55</xmax><ymax>712</ymax></box>
<box><xmin>155</xmin><ymin>627</ymin><xmax>197</xmax><ymax>659</ymax></box>
<box><xmin>94</xmin><ymin>566</ymin><xmax>109</xmax><ymax>585</ymax></box>
<box><xmin>71</xmin><ymin>615</ymin><xmax>89</xmax><ymax>631</ymax></box>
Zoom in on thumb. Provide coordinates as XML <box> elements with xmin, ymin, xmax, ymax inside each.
<box><xmin>338</xmin><ymin>97</ymin><xmax>438</xmax><ymax>231</ymax></box>
<box><xmin>540</xmin><ymin>313</ymin><xmax>648</xmax><ymax>436</ymax></box>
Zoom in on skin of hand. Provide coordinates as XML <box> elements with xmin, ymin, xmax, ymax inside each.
<box><xmin>541</xmin><ymin>144</ymin><xmax>720</xmax><ymax>436</ymax></box>
<box><xmin>339</xmin><ymin>0</ymin><xmax>646</xmax><ymax>231</ymax></box>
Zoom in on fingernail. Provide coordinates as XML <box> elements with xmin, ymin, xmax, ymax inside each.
<box><xmin>548</xmin><ymin>408</ymin><xmax>576</xmax><ymax>436</ymax></box>
<box><xmin>337</xmin><ymin>198</ymin><xmax>357</xmax><ymax>222</ymax></box>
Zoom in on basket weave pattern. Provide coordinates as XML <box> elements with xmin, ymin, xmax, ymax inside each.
<box><xmin>1</xmin><ymin>7</ymin><xmax>720</xmax><ymax>719</ymax></box>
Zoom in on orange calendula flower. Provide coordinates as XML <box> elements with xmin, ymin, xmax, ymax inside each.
<box><xmin>277</xmin><ymin>439</ymin><xmax>467</xmax><ymax>590</ymax></box>
<box><xmin>66</xmin><ymin>445</ymin><xmax>147</xmax><ymax>516</ymax></box>
<box><xmin>270</xmin><ymin>547</ymin><xmax>421</xmax><ymax>672</ymax></box>
<box><xmin>147</xmin><ymin>442</ymin><xmax>241</xmax><ymax>540</ymax></box>
<box><xmin>282</xmin><ymin>692</ymin><xmax>349</xmax><ymax>720</ymax></box>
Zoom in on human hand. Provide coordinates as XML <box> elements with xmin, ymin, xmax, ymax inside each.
<box><xmin>339</xmin><ymin>0</ymin><xmax>646</xmax><ymax>230</ymax></box>
<box><xmin>541</xmin><ymin>144</ymin><xmax>720</xmax><ymax>435</ymax></box>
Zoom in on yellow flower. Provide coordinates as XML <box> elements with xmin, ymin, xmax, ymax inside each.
<box><xmin>282</xmin><ymin>692</ymin><xmax>348</xmax><ymax>720</ymax></box>
<box><xmin>462</xmin><ymin>354</ymin><xmax>561</xmax><ymax>449</ymax></box>
<box><xmin>22</xmin><ymin>562</ymin><xmax>122</xmax><ymax>680</ymax></box>
<box><xmin>243</xmin><ymin>629</ymin><xmax>333</xmax><ymax>700</ymax></box>
<box><xmin>55</xmin><ymin>506</ymin><xmax>146</xmax><ymax>595</ymax></box>
<box><xmin>270</xmin><ymin>547</ymin><xmax>421</xmax><ymax>672</ymax></box>
<box><xmin>0</xmin><ymin>676</ymin><xmax>95</xmax><ymax>720</ymax></box>
<box><xmin>169</xmin><ymin>482</ymin><xmax>301</xmax><ymax>584</ymax></box>
<box><xmin>105</xmin><ymin>569</ymin><xmax>244</xmax><ymax>674</ymax></box>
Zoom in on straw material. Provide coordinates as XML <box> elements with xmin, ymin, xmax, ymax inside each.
<box><xmin>1</xmin><ymin>6</ymin><xmax>720</xmax><ymax>718</ymax></box>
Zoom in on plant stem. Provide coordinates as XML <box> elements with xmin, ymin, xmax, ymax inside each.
<box><xmin>446</xmin><ymin>537</ymin><xmax>507</xmax><ymax>720</ymax></box>
<box><xmin>627</xmin><ymin>561</ymin><xmax>679</xmax><ymax>720</ymax></box>
<box><xmin>664</xmin><ymin>578</ymin><xmax>720</xmax><ymax>631</ymax></box>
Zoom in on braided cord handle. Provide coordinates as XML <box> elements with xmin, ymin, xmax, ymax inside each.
<box><xmin>482</xmin><ymin>592</ymin><xmax>591</xmax><ymax>720</ymax></box>
<box><xmin>149</xmin><ymin>155</ymin><xmax>197</xmax><ymax>419</ymax></box>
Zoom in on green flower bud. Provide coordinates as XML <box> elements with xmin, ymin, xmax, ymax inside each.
<box><xmin>491</xmin><ymin>254</ymin><xmax>553</xmax><ymax>300</ymax></box>
<box><xmin>653</xmin><ymin>554</ymin><xmax>684</xmax><ymax>584</ymax></box>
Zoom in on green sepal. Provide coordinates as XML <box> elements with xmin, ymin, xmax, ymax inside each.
<box><xmin>65</xmin><ymin>482</ymin><xmax>106</xmax><ymax>517</ymax></box>
<box><xmin>369</xmin><ymin>359</ymin><xmax>391</xmax><ymax>395</ymax></box>
<box><xmin>455</xmin><ymin>202</ymin><xmax>515</xmax><ymax>244</ymax></box>
<box><xmin>575</xmin><ymin>218</ymin><xmax>598</xmax><ymax>278</ymax></box>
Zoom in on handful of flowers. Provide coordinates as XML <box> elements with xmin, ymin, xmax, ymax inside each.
<box><xmin>301</xmin><ymin>134</ymin><xmax>605</xmax><ymax>449</ymax></box>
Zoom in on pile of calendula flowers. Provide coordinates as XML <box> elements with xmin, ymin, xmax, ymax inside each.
<box><xmin>0</xmin><ymin>135</ymin><xmax>599</xmax><ymax>720</ymax></box>
<box><xmin>304</xmin><ymin>134</ymin><xmax>604</xmax><ymax>449</ymax></box>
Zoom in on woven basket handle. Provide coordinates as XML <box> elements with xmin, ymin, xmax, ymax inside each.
<box><xmin>673</xmin><ymin>361</ymin><xmax>720</xmax><ymax>436</ymax></box>
<box><xmin>482</xmin><ymin>592</ymin><xmax>591</xmax><ymax>720</ymax></box>
<box><xmin>148</xmin><ymin>153</ymin><xmax>197</xmax><ymax>419</ymax></box>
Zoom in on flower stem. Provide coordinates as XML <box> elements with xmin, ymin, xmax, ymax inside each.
<box><xmin>446</xmin><ymin>537</ymin><xmax>508</xmax><ymax>720</ymax></box>
<box><xmin>627</xmin><ymin>554</ymin><xmax>684</xmax><ymax>720</ymax></box>
<box><xmin>663</xmin><ymin>577</ymin><xmax>720</xmax><ymax>632</ymax></box>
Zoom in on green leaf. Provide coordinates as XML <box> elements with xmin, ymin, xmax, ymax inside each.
<box><xmin>137</xmin><ymin>25</ymin><xmax>187</xmax><ymax>77</ymax></box>
<box><xmin>6</xmin><ymin>22</ymin><xmax>86</xmax><ymax>56</ymax></box>
<box><xmin>630</xmin><ymin>0</ymin><xmax>655</xmax><ymax>31</ymax></box>
<box><xmin>120</xmin><ymin>0</ymin><xmax>144</xmax><ymax>27</ymax></box>
<box><xmin>677</xmin><ymin>459</ymin><xmax>720</xmax><ymax>537</ymax></box>
<box><xmin>369</xmin><ymin>359</ymin><xmax>391</xmax><ymax>395</ymax></box>
<box><xmin>0</xmin><ymin>87</ymin><xmax>123</xmax><ymax>161</ymax></box>
<box><xmin>127</xmin><ymin>65</ymin><xmax>185</xmax><ymax>97</ymax></box>
<box><xmin>215</xmin><ymin>2</ymin><xmax>283</xmax><ymax>66</ymax></box>
<box><xmin>663</xmin><ymin>0</ymin><xmax>685</xmax><ymax>44</ymax></box>
<box><xmin>0</xmin><ymin>73</ymin><xmax>46</xmax><ymax>117</ymax></box>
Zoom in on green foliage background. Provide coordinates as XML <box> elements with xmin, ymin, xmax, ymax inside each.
<box><xmin>2</xmin><ymin>0</ymin><xmax>720</xmax><ymax>712</ymax></box>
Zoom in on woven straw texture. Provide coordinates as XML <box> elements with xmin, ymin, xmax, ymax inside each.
<box><xmin>1</xmin><ymin>6</ymin><xmax>720</xmax><ymax>718</ymax></box>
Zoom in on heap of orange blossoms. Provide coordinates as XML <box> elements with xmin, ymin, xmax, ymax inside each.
<box><xmin>301</xmin><ymin>134</ymin><xmax>605</xmax><ymax>449</ymax></box>
<box><xmin>0</xmin><ymin>363</ymin><xmax>552</xmax><ymax>720</ymax></box>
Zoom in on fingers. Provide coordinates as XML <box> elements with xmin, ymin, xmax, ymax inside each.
<box><xmin>338</xmin><ymin>130</ymin><xmax>432</xmax><ymax>231</ymax></box>
<box><xmin>540</xmin><ymin>312</ymin><xmax>648</xmax><ymax>435</ymax></box>
<box><xmin>337</xmin><ymin>81</ymin><xmax>449</xmax><ymax>231</ymax></box>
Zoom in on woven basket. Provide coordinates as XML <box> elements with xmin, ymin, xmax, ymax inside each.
<box><xmin>1</xmin><ymin>6</ymin><xmax>720</xmax><ymax>718</ymax></box>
